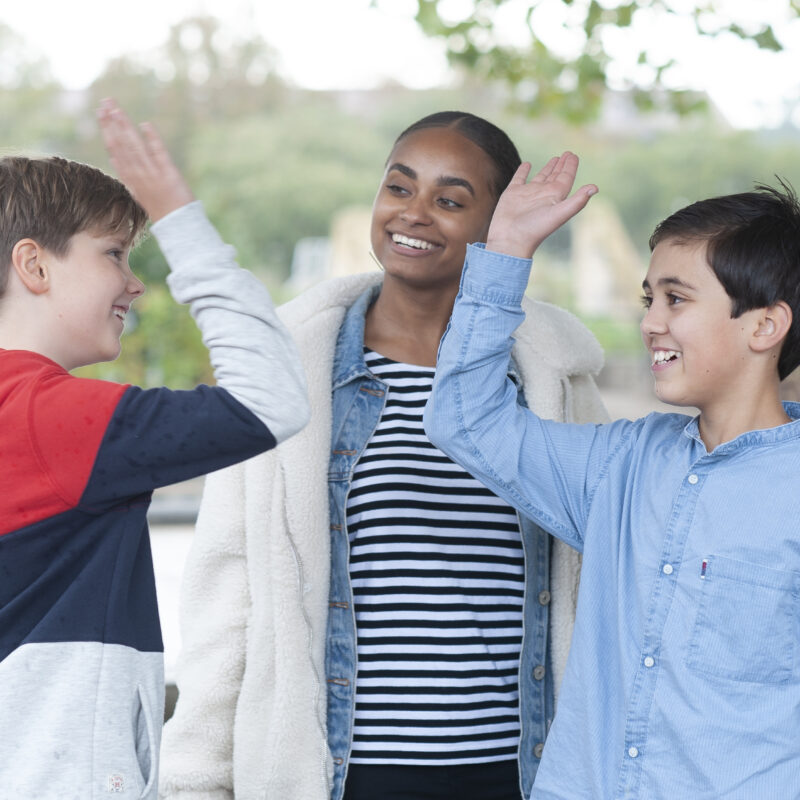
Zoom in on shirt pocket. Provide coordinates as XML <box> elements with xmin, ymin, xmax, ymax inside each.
<box><xmin>686</xmin><ymin>555</ymin><xmax>799</xmax><ymax>685</ymax></box>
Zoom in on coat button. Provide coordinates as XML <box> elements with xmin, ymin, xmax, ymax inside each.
<box><xmin>538</xmin><ymin>590</ymin><xmax>551</xmax><ymax>606</ymax></box>
<box><xmin>533</xmin><ymin>665</ymin><xmax>546</xmax><ymax>681</ymax></box>
<box><xmin>533</xmin><ymin>743</ymin><xmax>545</xmax><ymax>759</ymax></box>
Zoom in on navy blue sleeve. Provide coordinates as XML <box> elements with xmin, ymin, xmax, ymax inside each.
<box><xmin>79</xmin><ymin>383</ymin><xmax>276</xmax><ymax>510</ymax></box>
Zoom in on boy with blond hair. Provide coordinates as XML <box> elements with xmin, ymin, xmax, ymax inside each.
<box><xmin>425</xmin><ymin>153</ymin><xmax>800</xmax><ymax>798</ymax></box>
<box><xmin>0</xmin><ymin>101</ymin><xmax>308</xmax><ymax>798</ymax></box>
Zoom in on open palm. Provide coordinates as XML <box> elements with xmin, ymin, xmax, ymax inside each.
<box><xmin>97</xmin><ymin>98</ymin><xmax>194</xmax><ymax>223</ymax></box>
<box><xmin>486</xmin><ymin>152</ymin><xmax>597</xmax><ymax>259</ymax></box>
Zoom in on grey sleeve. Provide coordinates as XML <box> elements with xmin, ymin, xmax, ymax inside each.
<box><xmin>151</xmin><ymin>202</ymin><xmax>309</xmax><ymax>443</ymax></box>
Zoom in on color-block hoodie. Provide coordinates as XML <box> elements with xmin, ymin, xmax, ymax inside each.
<box><xmin>0</xmin><ymin>202</ymin><xmax>309</xmax><ymax>800</ymax></box>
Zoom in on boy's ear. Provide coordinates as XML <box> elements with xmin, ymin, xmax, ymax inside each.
<box><xmin>751</xmin><ymin>301</ymin><xmax>792</xmax><ymax>353</ymax></box>
<box><xmin>11</xmin><ymin>239</ymin><xmax>51</xmax><ymax>295</ymax></box>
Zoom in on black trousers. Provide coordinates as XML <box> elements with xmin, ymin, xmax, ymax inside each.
<box><xmin>342</xmin><ymin>760</ymin><xmax>522</xmax><ymax>800</ymax></box>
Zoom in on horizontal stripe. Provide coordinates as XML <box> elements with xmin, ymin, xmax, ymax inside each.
<box><xmin>347</xmin><ymin>351</ymin><xmax>523</xmax><ymax>764</ymax></box>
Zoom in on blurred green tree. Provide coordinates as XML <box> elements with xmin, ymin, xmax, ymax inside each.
<box><xmin>412</xmin><ymin>0</ymin><xmax>800</xmax><ymax>122</ymax></box>
<box><xmin>187</xmin><ymin>103</ymin><xmax>390</xmax><ymax>279</ymax></box>
<box><xmin>0</xmin><ymin>24</ymin><xmax>72</xmax><ymax>150</ymax></box>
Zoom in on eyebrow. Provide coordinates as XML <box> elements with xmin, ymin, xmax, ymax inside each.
<box><xmin>386</xmin><ymin>162</ymin><xmax>476</xmax><ymax>197</ymax></box>
<box><xmin>641</xmin><ymin>276</ymin><xmax>697</xmax><ymax>292</ymax></box>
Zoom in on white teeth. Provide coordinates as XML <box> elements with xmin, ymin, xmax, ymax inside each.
<box><xmin>113</xmin><ymin>308</ymin><xmax>126</xmax><ymax>320</ymax></box>
<box><xmin>652</xmin><ymin>349</ymin><xmax>680</xmax><ymax>365</ymax></box>
<box><xmin>392</xmin><ymin>233</ymin><xmax>434</xmax><ymax>250</ymax></box>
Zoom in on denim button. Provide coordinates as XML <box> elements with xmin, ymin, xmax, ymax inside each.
<box><xmin>533</xmin><ymin>743</ymin><xmax>545</xmax><ymax>759</ymax></box>
<box><xmin>628</xmin><ymin>746</ymin><xmax>639</xmax><ymax>758</ymax></box>
<box><xmin>538</xmin><ymin>590</ymin><xmax>551</xmax><ymax>606</ymax></box>
<box><xmin>533</xmin><ymin>665</ymin><xmax>546</xmax><ymax>681</ymax></box>
<box><xmin>662</xmin><ymin>563</ymin><xmax>674</xmax><ymax>575</ymax></box>
<box><xmin>688</xmin><ymin>474</ymin><xmax>699</xmax><ymax>485</ymax></box>
<box><xmin>644</xmin><ymin>656</ymin><xmax>655</xmax><ymax>668</ymax></box>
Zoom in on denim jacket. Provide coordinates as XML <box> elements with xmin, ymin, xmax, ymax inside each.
<box><xmin>325</xmin><ymin>286</ymin><xmax>555</xmax><ymax>800</ymax></box>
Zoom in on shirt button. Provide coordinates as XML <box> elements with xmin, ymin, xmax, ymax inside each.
<box><xmin>662</xmin><ymin>563</ymin><xmax>674</xmax><ymax>575</ymax></box>
<box><xmin>534</xmin><ymin>743</ymin><xmax>545</xmax><ymax>759</ymax></box>
<box><xmin>628</xmin><ymin>746</ymin><xmax>639</xmax><ymax>759</ymax></box>
<box><xmin>644</xmin><ymin>656</ymin><xmax>655</xmax><ymax>668</ymax></box>
<box><xmin>538</xmin><ymin>590</ymin><xmax>551</xmax><ymax>606</ymax></box>
<box><xmin>533</xmin><ymin>665</ymin><xmax>546</xmax><ymax>681</ymax></box>
<box><xmin>688</xmin><ymin>474</ymin><xmax>699</xmax><ymax>484</ymax></box>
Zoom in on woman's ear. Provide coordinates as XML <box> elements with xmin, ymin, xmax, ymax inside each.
<box><xmin>751</xmin><ymin>301</ymin><xmax>792</xmax><ymax>353</ymax></box>
<box><xmin>10</xmin><ymin>239</ymin><xmax>50</xmax><ymax>294</ymax></box>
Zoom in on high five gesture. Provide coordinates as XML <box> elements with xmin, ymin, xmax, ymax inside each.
<box><xmin>486</xmin><ymin>151</ymin><xmax>597</xmax><ymax>259</ymax></box>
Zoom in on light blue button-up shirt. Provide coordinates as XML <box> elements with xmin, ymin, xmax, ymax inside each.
<box><xmin>424</xmin><ymin>243</ymin><xmax>800</xmax><ymax>800</ymax></box>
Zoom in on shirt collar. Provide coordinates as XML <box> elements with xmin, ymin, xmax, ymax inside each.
<box><xmin>683</xmin><ymin>401</ymin><xmax>800</xmax><ymax>454</ymax></box>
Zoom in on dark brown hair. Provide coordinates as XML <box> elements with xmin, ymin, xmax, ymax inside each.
<box><xmin>650</xmin><ymin>180</ymin><xmax>800</xmax><ymax>380</ymax></box>
<box><xmin>393</xmin><ymin>111</ymin><xmax>521</xmax><ymax>201</ymax></box>
<box><xmin>0</xmin><ymin>156</ymin><xmax>147</xmax><ymax>297</ymax></box>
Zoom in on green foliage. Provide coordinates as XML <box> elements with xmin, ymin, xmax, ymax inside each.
<box><xmin>4</xmin><ymin>10</ymin><xmax>800</xmax><ymax>384</ymax></box>
<box><xmin>581</xmin><ymin>317</ymin><xmax>643</xmax><ymax>354</ymax></box>
<box><xmin>0</xmin><ymin>25</ymin><xmax>74</xmax><ymax>152</ymax></box>
<box><xmin>413</xmin><ymin>0</ymin><xmax>797</xmax><ymax>122</ymax></box>
<box><xmin>579</xmin><ymin>126</ymin><xmax>800</xmax><ymax>256</ymax></box>
<box><xmin>186</xmin><ymin>102</ymin><xmax>390</xmax><ymax>279</ymax></box>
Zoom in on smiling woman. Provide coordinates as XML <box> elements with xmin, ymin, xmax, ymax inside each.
<box><xmin>159</xmin><ymin>111</ymin><xmax>609</xmax><ymax>800</ymax></box>
<box><xmin>364</xmin><ymin>124</ymin><xmax>499</xmax><ymax>362</ymax></box>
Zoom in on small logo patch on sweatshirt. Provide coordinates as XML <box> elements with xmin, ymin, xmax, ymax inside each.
<box><xmin>108</xmin><ymin>773</ymin><xmax>125</xmax><ymax>792</ymax></box>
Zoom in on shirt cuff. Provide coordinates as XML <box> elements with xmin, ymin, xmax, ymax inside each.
<box><xmin>460</xmin><ymin>242</ymin><xmax>532</xmax><ymax>306</ymax></box>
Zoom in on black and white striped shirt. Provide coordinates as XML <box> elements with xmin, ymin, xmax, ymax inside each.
<box><xmin>346</xmin><ymin>350</ymin><xmax>525</xmax><ymax>765</ymax></box>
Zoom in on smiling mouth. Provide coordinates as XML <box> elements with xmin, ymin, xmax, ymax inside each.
<box><xmin>391</xmin><ymin>233</ymin><xmax>437</xmax><ymax>251</ymax></box>
<box><xmin>652</xmin><ymin>349</ymin><xmax>680</xmax><ymax>366</ymax></box>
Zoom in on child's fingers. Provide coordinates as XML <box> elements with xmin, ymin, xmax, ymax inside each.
<box><xmin>508</xmin><ymin>161</ymin><xmax>533</xmax><ymax>186</ymax></box>
<box><xmin>98</xmin><ymin>100</ymin><xmax>158</xmax><ymax>176</ymax></box>
<box><xmin>139</xmin><ymin>122</ymin><xmax>164</xmax><ymax>156</ymax></box>
<box><xmin>554</xmin><ymin>183</ymin><xmax>598</xmax><ymax>225</ymax></box>
<box><xmin>531</xmin><ymin>156</ymin><xmax>560</xmax><ymax>183</ymax></box>
<box><xmin>548</xmin><ymin>152</ymin><xmax>579</xmax><ymax>189</ymax></box>
<box><xmin>138</xmin><ymin>122</ymin><xmax>175</xmax><ymax>171</ymax></box>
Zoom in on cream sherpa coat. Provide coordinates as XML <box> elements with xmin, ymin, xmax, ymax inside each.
<box><xmin>159</xmin><ymin>272</ymin><xmax>608</xmax><ymax>800</ymax></box>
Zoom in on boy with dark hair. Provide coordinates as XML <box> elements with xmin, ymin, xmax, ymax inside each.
<box><xmin>0</xmin><ymin>100</ymin><xmax>309</xmax><ymax>798</ymax></box>
<box><xmin>425</xmin><ymin>153</ymin><xmax>800</xmax><ymax>798</ymax></box>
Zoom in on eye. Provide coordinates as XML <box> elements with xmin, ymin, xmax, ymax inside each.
<box><xmin>386</xmin><ymin>183</ymin><xmax>409</xmax><ymax>196</ymax></box>
<box><xmin>107</xmin><ymin>249</ymin><xmax>124</xmax><ymax>261</ymax></box>
<box><xmin>666</xmin><ymin>293</ymin><xmax>684</xmax><ymax>306</ymax></box>
<box><xmin>640</xmin><ymin>294</ymin><xmax>653</xmax><ymax>309</ymax></box>
<box><xmin>437</xmin><ymin>196</ymin><xmax>463</xmax><ymax>209</ymax></box>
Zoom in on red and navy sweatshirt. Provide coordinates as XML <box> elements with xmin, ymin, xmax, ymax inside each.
<box><xmin>0</xmin><ymin>202</ymin><xmax>309</xmax><ymax>799</ymax></box>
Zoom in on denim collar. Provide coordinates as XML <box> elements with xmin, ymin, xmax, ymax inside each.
<box><xmin>332</xmin><ymin>283</ymin><xmax>383</xmax><ymax>390</ymax></box>
<box><xmin>329</xmin><ymin>281</ymin><xmax>522</xmax><ymax>388</ymax></box>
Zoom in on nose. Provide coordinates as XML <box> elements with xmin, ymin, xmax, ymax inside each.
<box><xmin>640</xmin><ymin>302</ymin><xmax>667</xmax><ymax>339</ymax></box>
<box><xmin>400</xmin><ymin>193</ymin><xmax>433</xmax><ymax>225</ymax></box>
<box><xmin>126</xmin><ymin>268</ymin><xmax>145</xmax><ymax>298</ymax></box>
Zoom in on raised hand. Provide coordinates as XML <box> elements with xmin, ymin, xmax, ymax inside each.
<box><xmin>486</xmin><ymin>152</ymin><xmax>597</xmax><ymax>259</ymax></box>
<box><xmin>97</xmin><ymin>98</ymin><xmax>194</xmax><ymax>223</ymax></box>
